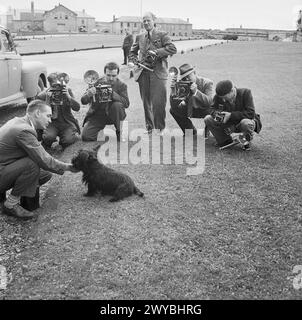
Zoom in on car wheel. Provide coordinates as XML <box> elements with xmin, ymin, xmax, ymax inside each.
<box><xmin>26</xmin><ymin>76</ymin><xmax>45</xmax><ymax>103</ymax></box>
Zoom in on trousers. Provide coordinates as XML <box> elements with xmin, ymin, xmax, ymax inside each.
<box><xmin>82</xmin><ymin>102</ymin><xmax>126</xmax><ymax>141</ymax></box>
<box><xmin>138</xmin><ymin>71</ymin><xmax>167</xmax><ymax>131</ymax></box>
<box><xmin>170</xmin><ymin>97</ymin><xmax>210</xmax><ymax>134</ymax></box>
<box><xmin>204</xmin><ymin>116</ymin><xmax>256</xmax><ymax>146</ymax></box>
<box><xmin>0</xmin><ymin>157</ymin><xmax>52</xmax><ymax>210</ymax></box>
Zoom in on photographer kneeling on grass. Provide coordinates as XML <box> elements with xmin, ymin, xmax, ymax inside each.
<box><xmin>0</xmin><ymin>100</ymin><xmax>78</xmax><ymax>219</ymax></box>
<box><xmin>169</xmin><ymin>63</ymin><xmax>214</xmax><ymax>136</ymax></box>
<box><xmin>37</xmin><ymin>72</ymin><xmax>81</xmax><ymax>151</ymax></box>
<box><xmin>204</xmin><ymin>80</ymin><xmax>262</xmax><ymax>150</ymax></box>
<box><xmin>81</xmin><ymin>62</ymin><xmax>129</xmax><ymax>142</ymax></box>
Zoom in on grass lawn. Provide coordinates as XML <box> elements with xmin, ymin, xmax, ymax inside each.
<box><xmin>16</xmin><ymin>34</ymin><xmax>199</xmax><ymax>54</ymax></box>
<box><xmin>0</xmin><ymin>41</ymin><xmax>302</xmax><ymax>299</ymax></box>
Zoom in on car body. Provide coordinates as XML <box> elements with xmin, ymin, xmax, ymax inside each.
<box><xmin>0</xmin><ymin>25</ymin><xmax>47</xmax><ymax>110</ymax></box>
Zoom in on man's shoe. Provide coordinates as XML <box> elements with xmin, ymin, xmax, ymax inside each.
<box><xmin>3</xmin><ymin>204</ymin><xmax>35</xmax><ymax>219</ymax></box>
<box><xmin>245</xmin><ymin>132</ymin><xmax>254</xmax><ymax>142</ymax></box>
<box><xmin>242</xmin><ymin>141</ymin><xmax>251</xmax><ymax>151</ymax></box>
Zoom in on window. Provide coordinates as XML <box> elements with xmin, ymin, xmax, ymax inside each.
<box><xmin>120</xmin><ymin>22</ymin><xmax>123</xmax><ymax>27</ymax></box>
<box><xmin>65</xmin><ymin>15</ymin><xmax>68</xmax><ymax>19</ymax></box>
<box><xmin>82</xmin><ymin>20</ymin><xmax>85</xmax><ymax>25</ymax></box>
<box><xmin>134</xmin><ymin>23</ymin><xmax>137</xmax><ymax>27</ymax></box>
<box><xmin>127</xmin><ymin>22</ymin><xmax>130</xmax><ymax>27</ymax></box>
<box><xmin>54</xmin><ymin>16</ymin><xmax>58</xmax><ymax>19</ymax></box>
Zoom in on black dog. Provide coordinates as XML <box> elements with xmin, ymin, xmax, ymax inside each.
<box><xmin>71</xmin><ymin>149</ymin><xmax>144</xmax><ymax>202</ymax></box>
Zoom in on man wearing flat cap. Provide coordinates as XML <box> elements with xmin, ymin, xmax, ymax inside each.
<box><xmin>204</xmin><ymin>80</ymin><xmax>262</xmax><ymax>149</ymax></box>
<box><xmin>169</xmin><ymin>63</ymin><xmax>214</xmax><ymax>135</ymax></box>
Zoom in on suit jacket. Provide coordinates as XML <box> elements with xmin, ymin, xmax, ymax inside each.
<box><xmin>81</xmin><ymin>76</ymin><xmax>129</xmax><ymax>125</ymax></box>
<box><xmin>122</xmin><ymin>34</ymin><xmax>134</xmax><ymax>49</ymax></box>
<box><xmin>129</xmin><ymin>29</ymin><xmax>177</xmax><ymax>81</ymax></box>
<box><xmin>171</xmin><ymin>76</ymin><xmax>214</xmax><ymax>117</ymax></box>
<box><xmin>37</xmin><ymin>88</ymin><xmax>81</xmax><ymax>133</ymax></box>
<box><xmin>0</xmin><ymin>116</ymin><xmax>69</xmax><ymax>175</ymax></box>
<box><xmin>211</xmin><ymin>88</ymin><xmax>262</xmax><ymax>133</ymax></box>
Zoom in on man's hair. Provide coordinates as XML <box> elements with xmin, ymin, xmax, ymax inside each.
<box><xmin>26</xmin><ymin>99</ymin><xmax>50</xmax><ymax>114</ymax></box>
<box><xmin>143</xmin><ymin>12</ymin><xmax>156</xmax><ymax>21</ymax></box>
<box><xmin>104</xmin><ymin>62</ymin><xmax>120</xmax><ymax>74</ymax></box>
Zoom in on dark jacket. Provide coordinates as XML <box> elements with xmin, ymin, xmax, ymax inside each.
<box><xmin>211</xmin><ymin>88</ymin><xmax>262</xmax><ymax>133</ymax></box>
<box><xmin>0</xmin><ymin>116</ymin><xmax>69</xmax><ymax>175</ymax></box>
<box><xmin>122</xmin><ymin>34</ymin><xmax>134</xmax><ymax>49</ymax></box>
<box><xmin>129</xmin><ymin>28</ymin><xmax>177</xmax><ymax>81</ymax></box>
<box><xmin>81</xmin><ymin>76</ymin><xmax>129</xmax><ymax>125</ymax></box>
<box><xmin>37</xmin><ymin>87</ymin><xmax>81</xmax><ymax>133</ymax></box>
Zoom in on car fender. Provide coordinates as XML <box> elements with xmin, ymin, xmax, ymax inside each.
<box><xmin>21</xmin><ymin>61</ymin><xmax>47</xmax><ymax>98</ymax></box>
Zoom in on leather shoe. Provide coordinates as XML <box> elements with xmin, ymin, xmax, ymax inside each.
<box><xmin>2</xmin><ymin>204</ymin><xmax>35</xmax><ymax>219</ymax></box>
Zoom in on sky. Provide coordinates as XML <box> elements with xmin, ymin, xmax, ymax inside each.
<box><xmin>0</xmin><ymin>0</ymin><xmax>302</xmax><ymax>30</ymax></box>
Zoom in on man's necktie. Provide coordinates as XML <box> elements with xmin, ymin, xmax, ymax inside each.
<box><xmin>146</xmin><ymin>31</ymin><xmax>151</xmax><ymax>49</ymax></box>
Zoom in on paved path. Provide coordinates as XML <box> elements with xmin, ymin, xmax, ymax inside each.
<box><xmin>23</xmin><ymin>39</ymin><xmax>226</xmax><ymax>80</ymax></box>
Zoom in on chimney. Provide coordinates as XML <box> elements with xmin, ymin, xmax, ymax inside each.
<box><xmin>113</xmin><ymin>14</ymin><xmax>116</xmax><ymax>21</ymax></box>
<box><xmin>82</xmin><ymin>9</ymin><xmax>85</xmax><ymax>14</ymax></box>
<box><xmin>187</xmin><ymin>18</ymin><xmax>189</xmax><ymax>23</ymax></box>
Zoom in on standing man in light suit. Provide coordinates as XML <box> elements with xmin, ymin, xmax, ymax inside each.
<box><xmin>129</xmin><ymin>12</ymin><xmax>177</xmax><ymax>134</ymax></box>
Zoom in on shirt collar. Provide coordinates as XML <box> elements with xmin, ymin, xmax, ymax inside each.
<box><xmin>26</xmin><ymin>115</ymin><xmax>35</xmax><ymax>129</ymax></box>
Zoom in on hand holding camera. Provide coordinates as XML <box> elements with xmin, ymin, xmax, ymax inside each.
<box><xmin>62</xmin><ymin>87</ymin><xmax>72</xmax><ymax>101</ymax></box>
<box><xmin>190</xmin><ymin>82</ymin><xmax>198</xmax><ymax>95</ymax></box>
<box><xmin>87</xmin><ymin>86</ymin><xmax>97</xmax><ymax>97</ymax></box>
<box><xmin>221</xmin><ymin>111</ymin><xmax>231</xmax><ymax>124</ymax></box>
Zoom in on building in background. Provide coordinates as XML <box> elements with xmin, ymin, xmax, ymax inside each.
<box><xmin>43</xmin><ymin>4</ymin><xmax>78</xmax><ymax>33</ymax></box>
<box><xmin>75</xmin><ymin>9</ymin><xmax>95</xmax><ymax>32</ymax></box>
<box><xmin>6</xmin><ymin>2</ymin><xmax>44</xmax><ymax>33</ymax></box>
<box><xmin>111</xmin><ymin>16</ymin><xmax>192</xmax><ymax>36</ymax></box>
<box><xmin>43</xmin><ymin>4</ymin><xmax>95</xmax><ymax>33</ymax></box>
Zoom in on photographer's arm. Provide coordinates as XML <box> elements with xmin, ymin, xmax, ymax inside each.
<box><xmin>113</xmin><ymin>83</ymin><xmax>130</xmax><ymax>108</ymax></box>
<box><xmin>229</xmin><ymin>89</ymin><xmax>255</xmax><ymax>122</ymax></box>
<box><xmin>193</xmin><ymin>80</ymin><xmax>214</xmax><ymax>108</ymax></box>
<box><xmin>67</xmin><ymin>88</ymin><xmax>80</xmax><ymax>111</ymax></box>
<box><xmin>154</xmin><ymin>33</ymin><xmax>177</xmax><ymax>58</ymax></box>
<box><xmin>36</xmin><ymin>90</ymin><xmax>47</xmax><ymax>101</ymax></box>
<box><xmin>80</xmin><ymin>90</ymin><xmax>93</xmax><ymax>105</ymax></box>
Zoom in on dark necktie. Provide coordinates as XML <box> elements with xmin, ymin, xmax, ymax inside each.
<box><xmin>146</xmin><ymin>31</ymin><xmax>151</xmax><ymax>50</ymax></box>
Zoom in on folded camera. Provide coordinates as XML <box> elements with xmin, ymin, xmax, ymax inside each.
<box><xmin>213</xmin><ymin>111</ymin><xmax>225</xmax><ymax>123</ymax></box>
<box><xmin>48</xmin><ymin>72</ymin><xmax>69</xmax><ymax>119</ymax></box>
<box><xmin>129</xmin><ymin>50</ymin><xmax>158</xmax><ymax>72</ymax></box>
<box><xmin>169</xmin><ymin>66</ymin><xmax>192</xmax><ymax>101</ymax></box>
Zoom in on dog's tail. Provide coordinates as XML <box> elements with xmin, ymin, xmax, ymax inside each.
<box><xmin>134</xmin><ymin>186</ymin><xmax>144</xmax><ymax>198</ymax></box>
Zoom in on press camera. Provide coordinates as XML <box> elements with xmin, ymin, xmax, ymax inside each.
<box><xmin>213</xmin><ymin>111</ymin><xmax>225</xmax><ymax>123</ymax></box>
<box><xmin>169</xmin><ymin>66</ymin><xmax>192</xmax><ymax>101</ymax></box>
<box><xmin>83</xmin><ymin>70</ymin><xmax>113</xmax><ymax>103</ymax></box>
<box><xmin>48</xmin><ymin>72</ymin><xmax>69</xmax><ymax>119</ymax></box>
<box><xmin>213</xmin><ymin>104</ymin><xmax>225</xmax><ymax>123</ymax></box>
